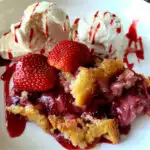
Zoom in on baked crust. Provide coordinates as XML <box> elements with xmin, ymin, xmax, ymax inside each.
<box><xmin>71</xmin><ymin>59</ymin><xmax>124</xmax><ymax>107</ymax></box>
<box><xmin>6</xmin><ymin>104</ymin><xmax>119</xmax><ymax>149</ymax></box>
<box><xmin>71</xmin><ymin>67</ymin><xmax>97</xmax><ymax>107</ymax></box>
<box><xmin>49</xmin><ymin>115</ymin><xmax>119</xmax><ymax>149</ymax></box>
<box><xmin>6</xmin><ymin>105</ymin><xmax>51</xmax><ymax>133</ymax></box>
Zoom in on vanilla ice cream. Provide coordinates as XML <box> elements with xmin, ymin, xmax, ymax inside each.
<box><xmin>72</xmin><ymin>11</ymin><xmax>124</xmax><ymax>58</ymax></box>
<box><xmin>0</xmin><ymin>1</ymin><xmax>71</xmax><ymax>59</ymax></box>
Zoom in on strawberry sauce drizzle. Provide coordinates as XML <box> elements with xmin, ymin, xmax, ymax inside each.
<box><xmin>3</xmin><ymin>30</ymin><xmax>10</xmax><ymax>36</ymax></box>
<box><xmin>14</xmin><ymin>22</ymin><xmax>22</xmax><ymax>43</ymax></box>
<box><xmin>46</xmin><ymin>16</ymin><xmax>49</xmax><ymax>37</ymax></box>
<box><xmin>73</xmin><ymin>18</ymin><xmax>80</xmax><ymax>40</ymax></box>
<box><xmin>123</xmin><ymin>20</ymin><xmax>144</xmax><ymax>69</ymax></box>
<box><xmin>1</xmin><ymin>64</ymin><xmax>27</xmax><ymax>138</ymax></box>
<box><xmin>40</xmin><ymin>48</ymin><xmax>45</xmax><ymax>55</ymax></box>
<box><xmin>31</xmin><ymin>2</ymin><xmax>40</xmax><ymax>17</ymax></box>
<box><xmin>63</xmin><ymin>15</ymin><xmax>69</xmax><ymax>31</ymax></box>
<box><xmin>8</xmin><ymin>49</ymin><xmax>13</xmax><ymax>59</ymax></box>
<box><xmin>89</xmin><ymin>26</ymin><xmax>93</xmax><ymax>41</ymax></box>
<box><xmin>108</xmin><ymin>44</ymin><xmax>113</xmax><ymax>53</ymax></box>
<box><xmin>29</xmin><ymin>28</ymin><xmax>34</xmax><ymax>42</ymax></box>
<box><xmin>104</xmin><ymin>11</ymin><xmax>109</xmax><ymax>16</ymax></box>
<box><xmin>93</xmin><ymin>10</ymin><xmax>99</xmax><ymax>22</ymax></box>
<box><xmin>74</xmin><ymin>18</ymin><xmax>80</xmax><ymax>25</ymax></box>
<box><xmin>92</xmin><ymin>23</ymin><xmax>101</xmax><ymax>44</ymax></box>
<box><xmin>110</xmin><ymin>19</ymin><xmax>114</xmax><ymax>25</ymax></box>
<box><xmin>116</xmin><ymin>27</ymin><xmax>121</xmax><ymax>34</ymax></box>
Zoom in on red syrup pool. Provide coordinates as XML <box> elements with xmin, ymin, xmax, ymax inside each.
<box><xmin>1</xmin><ymin>64</ymin><xmax>27</xmax><ymax>138</ymax></box>
<box><xmin>0</xmin><ymin>63</ymin><xmax>131</xmax><ymax>149</ymax></box>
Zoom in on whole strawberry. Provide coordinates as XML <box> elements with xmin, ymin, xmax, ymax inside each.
<box><xmin>48</xmin><ymin>40</ymin><xmax>92</xmax><ymax>73</ymax></box>
<box><xmin>13</xmin><ymin>54</ymin><xmax>57</xmax><ymax>92</ymax></box>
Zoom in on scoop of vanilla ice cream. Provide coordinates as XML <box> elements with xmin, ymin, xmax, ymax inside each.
<box><xmin>0</xmin><ymin>1</ymin><xmax>71</xmax><ymax>60</ymax></box>
<box><xmin>0</xmin><ymin>32</ymin><xmax>31</xmax><ymax>59</ymax></box>
<box><xmin>72</xmin><ymin>11</ymin><xmax>124</xmax><ymax>58</ymax></box>
<box><xmin>11</xmin><ymin>1</ymin><xmax>70</xmax><ymax>54</ymax></box>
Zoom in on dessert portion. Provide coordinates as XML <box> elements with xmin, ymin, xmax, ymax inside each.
<box><xmin>0</xmin><ymin>1</ymin><xmax>70</xmax><ymax>60</ymax></box>
<box><xmin>72</xmin><ymin>11</ymin><xmax>123</xmax><ymax>58</ymax></box>
<box><xmin>0</xmin><ymin>1</ymin><xmax>149</xmax><ymax>149</ymax></box>
<box><xmin>3</xmin><ymin>40</ymin><xmax>150</xmax><ymax>149</ymax></box>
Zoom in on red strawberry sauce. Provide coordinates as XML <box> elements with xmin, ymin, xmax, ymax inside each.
<box><xmin>1</xmin><ymin>64</ymin><xmax>27</xmax><ymax>138</ymax></box>
<box><xmin>123</xmin><ymin>20</ymin><xmax>144</xmax><ymax>69</ymax></box>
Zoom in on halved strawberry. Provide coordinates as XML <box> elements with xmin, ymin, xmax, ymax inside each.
<box><xmin>13</xmin><ymin>54</ymin><xmax>57</xmax><ymax>92</ymax></box>
<box><xmin>48</xmin><ymin>40</ymin><xmax>92</xmax><ymax>73</ymax></box>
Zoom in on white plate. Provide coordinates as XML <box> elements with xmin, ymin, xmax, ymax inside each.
<box><xmin>1</xmin><ymin>0</ymin><xmax>150</xmax><ymax>149</ymax></box>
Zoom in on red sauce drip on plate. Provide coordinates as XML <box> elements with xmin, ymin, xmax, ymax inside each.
<box><xmin>123</xmin><ymin>20</ymin><xmax>144</xmax><ymax>69</ymax></box>
<box><xmin>1</xmin><ymin>64</ymin><xmax>27</xmax><ymax>137</ymax></box>
<box><xmin>119</xmin><ymin>125</ymin><xmax>131</xmax><ymax>135</ymax></box>
<box><xmin>126</xmin><ymin>20</ymin><xmax>138</xmax><ymax>45</ymax></box>
<box><xmin>6</xmin><ymin>112</ymin><xmax>26</xmax><ymax>138</ymax></box>
<box><xmin>136</xmin><ymin>37</ymin><xmax>144</xmax><ymax>60</ymax></box>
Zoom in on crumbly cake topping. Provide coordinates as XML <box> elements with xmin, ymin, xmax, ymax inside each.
<box><xmin>71</xmin><ymin>59</ymin><xmax>124</xmax><ymax>107</ymax></box>
<box><xmin>6</xmin><ymin>104</ymin><xmax>119</xmax><ymax>149</ymax></box>
<box><xmin>6</xmin><ymin>105</ymin><xmax>51</xmax><ymax>133</ymax></box>
<box><xmin>49</xmin><ymin>115</ymin><xmax>119</xmax><ymax>148</ymax></box>
<box><xmin>71</xmin><ymin>67</ymin><xmax>97</xmax><ymax>107</ymax></box>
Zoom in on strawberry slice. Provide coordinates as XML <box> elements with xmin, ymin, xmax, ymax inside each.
<box><xmin>48</xmin><ymin>40</ymin><xmax>92</xmax><ymax>73</ymax></box>
<box><xmin>13</xmin><ymin>54</ymin><xmax>57</xmax><ymax>92</ymax></box>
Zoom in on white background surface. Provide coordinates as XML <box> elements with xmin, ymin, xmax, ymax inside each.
<box><xmin>1</xmin><ymin>0</ymin><xmax>150</xmax><ymax>149</ymax></box>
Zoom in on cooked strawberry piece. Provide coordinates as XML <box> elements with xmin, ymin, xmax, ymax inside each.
<box><xmin>13</xmin><ymin>54</ymin><xmax>57</xmax><ymax>92</ymax></box>
<box><xmin>38</xmin><ymin>90</ymin><xmax>82</xmax><ymax>116</ymax></box>
<box><xmin>111</xmin><ymin>71</ymin><xmax>150</xmax><ymax>126</ymax></box>
<box><xmin>48</xmin><ymin>40</ymin><xmax>92</xmax><ymax>73</ymax></box>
